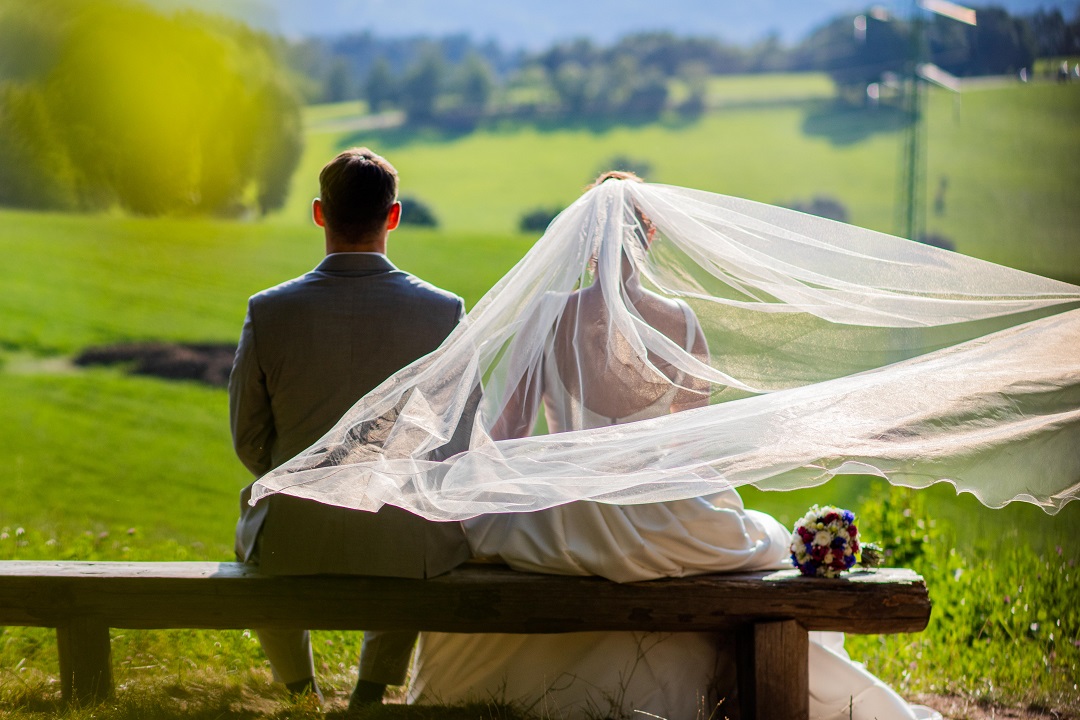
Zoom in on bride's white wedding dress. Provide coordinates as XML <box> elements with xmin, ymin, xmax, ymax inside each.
<box><xmin>407</xmin><ymin>308</ymin><xmax>931</xmax><ymax>720</ymax></box>
<box><xmin>246</xmin><ymin>179</ymin><xmax>1074</xmax><ymax>717</ymax></box>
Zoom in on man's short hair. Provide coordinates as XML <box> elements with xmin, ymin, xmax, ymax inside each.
<box><xmin>318</xmin><ymin>148</ymin><xmax>398</xmax><ymax>240</ymax></box>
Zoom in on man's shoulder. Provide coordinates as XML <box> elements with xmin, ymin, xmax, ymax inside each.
<box><xmin>246</xmin><ymin>266</ymin><xmax>463</xmax><ymax>317</ymax></box>
<box><xmin>248</xmin><ymin>272</ymin><xmax>315</xmax><ymax>307</ymax></box>
<box><xmin>394</xmin><ymin>271</ymin><xmax>464</xmax><ymax>307</ymax></box>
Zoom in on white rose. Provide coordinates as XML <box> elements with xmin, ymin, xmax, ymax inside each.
<box><xmin>813</xmin><ymin>530</ymin><xmax>831</xmax><ymax>546</ymax></box>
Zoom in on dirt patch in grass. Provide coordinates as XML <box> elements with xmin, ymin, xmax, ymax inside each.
<box><xmin>75</xmin><ymin>342</ymin><xmax>237</xmax><ymax>387</ymax></box>
<box><xmin>913</xmin><ymin>693</ymin><xmax>1078</xmax><ymax>720</ymax></box>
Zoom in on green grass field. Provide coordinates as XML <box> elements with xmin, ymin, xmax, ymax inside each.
<box><xmin>1</xmin><ymin>71</ymin><xmax>1079</xmax><ymax>718</ymax></box>
<box><xmin>286</xmin><ymin>74</ymin><xmax>1080</xmax><ymax>283</ymax></box>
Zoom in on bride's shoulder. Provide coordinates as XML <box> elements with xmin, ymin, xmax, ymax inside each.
<box><xmin>639</xmin><ymin>291</ymin><xmax>689</xmax><ymax>317</ymax></box>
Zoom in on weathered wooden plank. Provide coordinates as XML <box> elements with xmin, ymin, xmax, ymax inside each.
<box><xmin>0</xmin><ymin>562</ymin><xmax>930</xmax><ymax>634</ymax></box>
<box><xmin>56</xmin><ymin>616</ymin><xmax>111</xmax><ymax>703</ymax></box>
<box><xmin>737</xmin><ymin>620</ymin><xmax>810</xmax><ymax>720</ymax></box>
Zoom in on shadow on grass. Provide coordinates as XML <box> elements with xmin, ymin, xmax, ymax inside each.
<box><xmin>0</xmin><ymin>676</ymin><xmax>532</xmax><ymax>720</ymax></box>
<box><xmin>331</xmin><ymin>705</ymin><xmax>532</xmax><ymax>720</ymax></box>
<box><xmin>337</xmin><ymin>110</ymin><xmax>697</xmax><ymax>151</ymax></box>
<box><xmin>800</xmin><ymin>99</ymin><xmax>914</xmax><ymax>146</ymax></box>
<box><xmin>332</xmin><ymin>92</ymin><xmax>918</xmax><ymax>154</ymax></box>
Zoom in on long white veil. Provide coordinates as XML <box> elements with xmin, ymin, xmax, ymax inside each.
<box><xmin>252</xmin><ymin>180</ymin><xmax>1080</xmax><ymax>519</ymax></box>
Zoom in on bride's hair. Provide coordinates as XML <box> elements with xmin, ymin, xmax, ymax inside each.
<box><xmin>586</xmin><ymin>170</ymin><xmax>655</xmax><ymax>250</ymax></box>
<box><xmin>587</xmin><ymin>170</ymin><xmax>643</xmax><ymax>189</ymax></box>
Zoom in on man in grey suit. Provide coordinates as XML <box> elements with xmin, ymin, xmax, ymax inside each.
<box><xmin>229</xmin><ymin>148</ymin><xmax>470</xmax><ymax>709</ymax></box>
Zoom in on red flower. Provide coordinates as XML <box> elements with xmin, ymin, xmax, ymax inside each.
<box><xmin>848</xmin><ymin>525</ymin><xmax>858</xmax><ymax>536</ymax></box>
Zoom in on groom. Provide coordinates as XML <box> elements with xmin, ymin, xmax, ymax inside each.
<box><xmin>229</xmin><ymin>148</ymin><xmax>470</xmax><ymax>707</ymax></box>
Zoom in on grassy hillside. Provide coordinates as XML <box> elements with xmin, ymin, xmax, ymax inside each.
<box><xmin>1</xmin><ymin>71</ymin><xmax>1078</xmax><ymax>717</ymax></box>
<box><xmin>286</xmin><ymin>74</ymin><xmax>1080</xmax><ymax>283</ymax></box>
<box><xmin>0</xmin><ymin>210</ymin><xmax>533</xmax><ymax>354</ymax></box>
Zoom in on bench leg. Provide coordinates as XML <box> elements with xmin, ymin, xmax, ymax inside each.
<box><xmin>57</xmin><ymin>617</ymin><xmax>112</xmax><ymax>704</ymax></box>
<box><xmin>737</xmin><ymin>620</ymin><xmax>809</xmax><ymax>720</ymax></box>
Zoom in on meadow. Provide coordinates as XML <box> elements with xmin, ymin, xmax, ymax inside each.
<box><xmin>1</xmin><ymin>72</ymin><xmax>1078</xmax><ymax>718</ymax></box>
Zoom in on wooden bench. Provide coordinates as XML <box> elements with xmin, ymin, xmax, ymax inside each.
<box><xmin>0</xmin><ymin>561</ymin><xmax>930</xmax><ymax>719</ymax></box>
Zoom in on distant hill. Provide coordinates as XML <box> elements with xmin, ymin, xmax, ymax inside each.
<box><xmin>152</xmin><ymin>0</ymin><xmax>1078</xmax><ymax>45</ymax></box>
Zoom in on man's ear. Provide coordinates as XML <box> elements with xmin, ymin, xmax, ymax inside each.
<box><xmin>312</xmin><ymin>198</ymin><xmax>325</xmax><ymax>227</ymax></box>
<box><xmin>386</xmin><ymin>201</ymin><xmax>402</xmax><ymax>231</ymax></box>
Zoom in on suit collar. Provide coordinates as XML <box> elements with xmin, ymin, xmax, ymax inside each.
<box><xmin>315</xmin><ymin>252</ymin><xmax>398</xmax><ymax>275</ymax></box>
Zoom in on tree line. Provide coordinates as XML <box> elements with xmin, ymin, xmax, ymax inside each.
<box><xmin>291</xmin><ymin>5</ymin><xmax>1080</xmax><ymax>125</ymax></box>
<box><xmin>0</xmin><ymin>0</ymin><xmax>302</xmax><ymax>216</ymax></box>
<box><xmin>2</xmin><ymin>1</ymin><xmax>1075</xmax><ymax>218</ymax></box>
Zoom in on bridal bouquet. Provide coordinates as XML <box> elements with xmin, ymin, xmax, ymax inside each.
<box><xmin>790</xmin><ymin>505</ymin><xmax>859</xmax><ymax>578</ymax></box>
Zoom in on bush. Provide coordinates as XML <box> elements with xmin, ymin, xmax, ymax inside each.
<box><xmin>783</xmin><ymin>195</ymin><xmax>850</xmax><ymax>223</ymax></box>
<box><xmin>519</xmin><ymin>206</ymin><xmax>562</xmax><ymax>233</ymax></box>
<box><xmin>596</xmin><ymin>155</ymin><xmax>653</xmax><ymax>181</ymax></box>
<box><xmin>916</xmin><ymin>232</ymin><xmax>956</xmax><ymax>251</ymax></box>
<box><xmin>399</xmin><ymin>195</ymin><xmax>439</xmax><ymax>227</ymax></box>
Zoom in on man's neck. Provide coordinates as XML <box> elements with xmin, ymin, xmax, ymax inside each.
<box><xmin>325</xmin><ymin>234</ymin><xmax>387</xmax><ymax>256</ymax></box>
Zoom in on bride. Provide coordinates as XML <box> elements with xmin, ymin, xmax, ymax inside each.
<box><xmin>407</xmin><ymin>173</ymin><xmax>932</xmax><ymax>720</ymax></box>
<box><xmin>254</xmin><ymin>173</ymin><xmax>1080</xmax><ymax>719</ymax></box>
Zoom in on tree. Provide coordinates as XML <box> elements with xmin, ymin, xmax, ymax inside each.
<box><xmin>0</xmin><ymin>84</ymin><xmax>79</xmax><ymax>210</ymax></box>
<box><xmin>824</xmin><ymin>13</ymin><xmax>909</xmax><ymax>103</ymax></box>
<box><xmin>324</xmin><ymin>57</ymin><xmax>353</xmax><ymax>103</ymax></box>
<box><xmin>621</xmin><ymin>71</ymin><xmax>669</xmax><ymax>118</ymax></box>
<box><xmin>552</xmin><ymin>62</ymin><xmax>590</xmax><ymax>116</ymax></box>
<box><xmin>675</xmin><ymin>61</ymin><xmax>709</xmax><ymax>119</ymax></box>
<box><xmin>1026</xmin><ymin>9</ymin><xmax>1069</xmax><ymax>57</ymax></box>
<box><xmin>364</xmin><ymin>57</ymin><xmax>396</xmax><ymax>113</ymax></box>
<box><xmin>460</xmin><ymin>52</ymin><xmax>495</xmax><ymax>112</ymax></box>
<box><xmin>0</xmin><ymin>0</ymin><xmax>303</xmax><ymax>217</ymax></box>
<box><xmin>401</xmin><ymin>47</ymin><xmax>445</xmax><ymax>123</ymax></box>
<box><xmin>965</xmin><ymin>8</ymin><xmax>1036</xmax><ymax>75</ymax></box>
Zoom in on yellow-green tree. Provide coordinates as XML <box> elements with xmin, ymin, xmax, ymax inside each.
<box><xmin>0</xmin><ymin>0</ymin><xmax>301</xmax><ymax>216</ymax></box>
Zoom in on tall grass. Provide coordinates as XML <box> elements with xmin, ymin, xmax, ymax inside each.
<box><xmin>844</xmin><ymin>486</ymin><xmax>1079</xmax><ymax>711</ymax></box>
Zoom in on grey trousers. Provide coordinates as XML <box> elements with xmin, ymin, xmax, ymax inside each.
<box><xmin>256</xmin><ymin>627</ymin><xmax>419</xmax><ymax>686</ymax></box>
<box><xmin>240</xmin><ymin>543</ymin><xmax>419</xmax><ymax>687</ymax></box>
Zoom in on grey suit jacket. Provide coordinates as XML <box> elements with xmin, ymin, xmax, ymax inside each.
<box><xmin>230</xmin><ymin>252</ymin><xmax>470</xmax><ymax>578</ymax></box>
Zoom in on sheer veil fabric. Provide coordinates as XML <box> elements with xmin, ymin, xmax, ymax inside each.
<box><xmin>252</xmin><ymin>180</ymin><xmax>1080</xmax><ymax>520</ymax></box>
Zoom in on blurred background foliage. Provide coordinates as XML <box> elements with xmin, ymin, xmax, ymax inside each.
<box><xmin>0</xmin><ymin>0</ymin><xmax>302</xmax><ymax>217</ymax></box>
